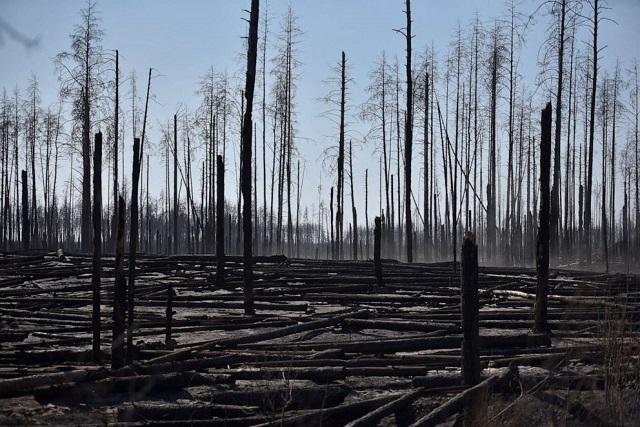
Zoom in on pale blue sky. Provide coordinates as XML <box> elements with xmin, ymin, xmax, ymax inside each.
<box><xmin>1</xmin><ymin>0</ymin><xmax>639</xmax><ymax>222</ymax></box>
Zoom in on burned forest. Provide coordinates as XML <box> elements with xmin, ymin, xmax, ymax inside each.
<box><xmin>1</xmin><ymin>0</ymin><xmax>640</xmax><ymax>425</ymax></box>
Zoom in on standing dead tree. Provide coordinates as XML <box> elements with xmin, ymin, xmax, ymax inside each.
<box><xmin>241</xmin><ymin>0</ymin><xmax>260</xmax><ymax>315</ymax></box>
<box><xmin>92</xmin><ymin>132</ymin><xmax>102</xmax><ymax>363</ymax></box>
<box><xmin>374</xmin><ymin>216</ymin><xmax>383</xmax><ymax>287</ymax></box>
<box><xmin>21</xmin><ymin>170</ymin><xmax>28</xmax><ymax>250</ymax></box>
<box><xmin>338</xmin><ymin>51</ymin><xmax>347</xmax><ymax>260</ymax></box>
<box><xmin>26</xmin><ymin>75</ymin><xmax>40</xmax><ymax>248</ymax></box>
<box><xmin>349</xmin><ymin>140</ymin><xmax>358</xmax><ymax>260</ymax></box>
<box><xmin>216</xmin><ymin>155</ymin><xmax>225</xmax><ymax>286</ymax></box>
<box><xmin>127</xmin><ymin>138</ymin><xmax>141</xmax><ymax>363</ymax></box>
<box><xmin>584</xmin><ymin>0</ymin><xmax>602</xmax><ymax>266</ymax></box>
<box><xmin>112</xmin><ymin>196</ymin><xmax>126</xmax><ymax>369</ymax></box>
<box><xmin>551</xmin><ymin>0</ymin><xmax>567</xmax><ymax>265</ymax></box>
<box><xmin>112</xmin><ymin>49</ymin><xmax>119</xmax><ymax>249</ymax></box>
<box><xmin>260</xmin><ymin>2</ymin><xmax>270</xmax><ymax>255</ymax></box>
<box><xmin>461</xmin><ymin>231</ymin><xmax>480</xmax><ymax>425</ymax></box>
<box><xmin>173</xmin><ymin>114</ymin><xmax>178</xmax><ymax>254</ymax></box>
<box><xmin>54</xmin><ymin>0</ymin><xmax>106</xmax><ymax>252</ymax></box>
<box><xmin>535</xmin><ymin>103</ymin><xmax>552</xmax><ymax>334</ymax></box>
<box><xmin>320</xmin><ymin>52</ymin><xmax>351</xmax><ymax>260</ymax></box>
<box><xmin>403</xmin><ymin>0</ymin><xmax>414</xmax><ymax>263</ymax></box>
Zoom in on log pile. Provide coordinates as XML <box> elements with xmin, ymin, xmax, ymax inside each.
<box><xmin>0</xmin><ymin>250</ymin><xmax>638</xmax><ymax>425</ymax></box>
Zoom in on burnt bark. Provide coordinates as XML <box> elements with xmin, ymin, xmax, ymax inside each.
<box><xmin>21</xmin><ymin>170</ymin><xmax>28</xmax><ymax>250</ymax></box>
<box><xmin>551</xmin><ymin>0</ymin><xmax>567</xmax><ymax>265</ymax></box>
<box><xmin>461</xmin><ymin>231</ymin><xmax>479</xmax><ymax>387</ymax></box>
<box><xmin>91</xmin><ymin>132</ymin><xmax>102</xmax><ymax>363</ymax></box>
<box><xmin>584</xmin><ymin>0</ymin><xmax>599</xmax><ymax>266</ymax></box>
<box><xmin>374</xmin><ymin>216</ymin><xmax>382</xmax><ymax>287</ymax></box>
<box><xmin>337</xmin><ymin>51</ymin><xmax>347</xmax><ymax>260</ymax></box>
<box><xmin>127</xmin><ymin>138</ymin><xmax>141</xmax><ymax>363</ymax></box>
<box><xmin>173</xmin><ymin>113</ymin><xmax>178</xmax><ymax>254</ymax></box>
<box><xmin>535</xmin><ymin>103</ymin><xmax>552</xmax><ymax>334</ymax></box>
<box><xmin>241</xmin><ymin>0</ymin><xmax>259</xmax><ymax>315</ymax></box>
<box><xmin>404</xmin><ymin>0</ymin><xmax>413</xmax><ymax>263</ymax></box>
<box><xmin>112</xmin><ymin>196</ymin><xmax>126</xmax><ymax>370</ymax></box>
<box><xmin>112</xmin><ymin>50</ymin><xmax>119</xmax><ymax>248</ymax></box>
<box><xmin>165</xmin><ymin>286</ymin><xmax>175</xmax><ymax>348</ymax></box>
<box><xmin>216</xmin><ymin>155</ymin><xmax>225</xmax><ymax>286</ymax></box>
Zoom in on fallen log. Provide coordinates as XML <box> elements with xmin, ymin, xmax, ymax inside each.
<box><xmin>0</xmin><ymin>331</ymin><xmax>29</xmax><ymax>342</ymax></box>
<box><xmin>34</xmin><ymin>371</ymin><xmax>233</xmax><ymax>401</ymax></box>
<box><xmin>137</xmin><ymin>299</ymin><xmax>309</xmax><ymax>312</ymax></box>
<box><xmin>345</xmin><ymin>366</ymin><xmax>436</xmax><ymax>378</ymax></box>
<box><xmin>144</xmin><ymin>308</ymin><xmax>370</xmax><ymax>364</ymax></box>
<box><xmin>493</xmin><ymin>289</ymin><xmax>629</xmax><ymax>310</ymax></box>
<box><xmin>135</xmin><ymin>349</ymin><xmax>346</xmax><ymax>376</ymax></box>
<box><xmin>488</xmin><ymin>351</ymin><xmax>602</xmax><ymax>369</ymax></box>
<box><xmin>0</xmin><ymin>349</ymin><xmax>97</xmax><ymax>364</ymax></box>
<box><xmin>118</xmin><ymin>402</ymin><xmax>260</xmax><ymax>423</ymax></box>
<box><xmin>411</xmin><ymin>372</ymin><xmax>464</xmax><ymax>389</ymax></box>
<box><xmin>208</xmin><ymin>383</ymin><xmax>349</xmax><ymax>411</ymax></box>
<box><xmin>409</xmin><ymin>367</ymin><xmax>517</xmax><ymax>427</ymax></box>
<box><xmin>219</xmin><ymin>366</ymin><xmax>345</xmax><ymax>383</ymax></box>
<box><xmin>240</xmin><ymin>333</ymin><xmax>551</xmax><ymax>354</ymax></box>
<box><xmin>342</xmin><ymin>318</ymin><xmax>461</xmax><ymax>333</ymax></box>
<box><xmin>0</xmin><ymin>368</ymin><xmax>106</xmax><ymax>398</ymax></box>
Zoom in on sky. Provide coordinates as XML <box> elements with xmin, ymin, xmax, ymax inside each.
<box><xmin>1</xmin><ymin>0</ymin><xmax>640</xmax><ymax>224</ymax></box>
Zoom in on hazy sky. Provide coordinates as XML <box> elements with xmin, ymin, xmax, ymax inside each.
<box><xmin>1</xmin><ymin>0</ymin><xmax>639</xmax><ymax>219</ymax></box>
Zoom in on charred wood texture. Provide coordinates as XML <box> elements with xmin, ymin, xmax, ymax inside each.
<box><xmin>128</xmin><ymin>137</ymin><xmax>142</xmax><ymax>363</ymax></box>
<box><xmin>21</xmin><ymin>170</ymin><xmax>28</xmax><ymax>250</ymax></box>
<box><xmin>165</xmin><ymin>286</ymin><xmax>175</xmax><ymax>348</ymax></box>
<box><xmin>460</xmin><ymin>231</ymin><xmax>479</xmax><ymax>387</ymax></box>
<box><xmin>216</xmin><ymin>155</ymin><xmax>225</xmax><ymax>285</ymax></box>
<box><xmin>374</xmin><ymin>216</ymin><xmax>382</xmax><ymax>286</ymax></box>
<box><xmin>112</xmin><ymin>196</ymin><xmax>126</xmax><ymax>369</ymax></box>
<box><xmin>241</xmin><ymin>0</ymin><xmax>259</xmax><ymax>316</ymax></box>
<box><xmin>535</xmin><ymin>103</ymin><xmax>552</xmax><ymax>334</ymax></box>
<box><xmin>91</xmin><ymin>132</ymin><xmax>102</xmax><ymax>363</ymax></box>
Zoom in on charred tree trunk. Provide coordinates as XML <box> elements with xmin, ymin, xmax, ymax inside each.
<box><xmin>330</xmin><ymin>187</ymin><xmax>335</xmax><ymax>260</ymax></box>
<box><xmin>487</xmin><ymin>26</ymin><xmax>500</xmax><ymax>264</ymax></box>
<box><xmin>461</xmin><ymin>231</ymin><xmax>480</xmax><ymax>388</ymax></box>
<box><xmin>127</xmin><ymin>138</ymin><xmax>141</xmax><ymax>363</ymax></box>
<box><xmin>261</xmin><ymin>9</ymin><xmax>268</xmax><ymax>255</ymax></box>
<box><xmin>112</xmin><ymin>50</ymin><xmax>119</xmax><ymax>249</ymax></box>
<box><xmin>112</xmin><ymin>196</ymin><xmax>126</xmax><ymax>370</ymax></box>
<box><xmin>216</xmin><ymin>155</ymin><xmax>225</xmax><ymax>286</ymax></box>
<box><xmin>404</xmin><ymin>0</ymin><xmax>413</xmax><ymax>263</ymax></box>
<box><xmin>173</xmin><ymin>114</ymin><xmax>178</xmax><ymax>255</ymax></box>
<box><xmin>423</xmin><ymin>70</ymin><xmax>430</xmax><ymax>262</ymax></box>
<box><xmin>551</xmin><ymin>0</ymin><xmax>566</xmax><ymax>265</ymax></box>
<box><xmin>365</xmin><ymin>169</ymin><xmax>370</xmax><ymax>259</ymax></box>
<box><xmin>21</xmin><ymin>170</ymin><xmax>29</xmax><ymax>251</ymax></box>
<box><xmin>534</xmin><ymin>103</ymin><xmax>552</xmax><ymax>334</ymax></box>
<box><xmin>374</xmin><ymin>216</ymin><xmax>382</xmax><ymax>287</ymax></box>
<box><xmin>241</xmin><ymin>0</ymin><xmax>259</xmax><ymax>315</ymax></box>
<box><xmin>140</xmin><ymin>67</ymin><xmax>152</xmax><ymax>249</ymax></box>
<box><xmin>92</xmin><ymin>132</ymin><xmax>102</xmax><ymax>363</ymax></box>
<box><xmin>584</xmin><ymin>0</ymin><xmax>599</xmax><ymax>266</ymax></box>
<box><xmin>165</xmin><ymin>287</ymin><xmax>175</xmax><ymax>348</ymax></box>
<box><xmin>337</xmin><ymin>51</ymin><xmax>346</xmax><ymax>261</ymax></box>
<box><xmin>81</xmin><ymin>86</ymin><xmax>92</xmax><ymax>253</ymax></box>
<box><xmin>349</xmin><ymin>140</ymin><xmax>358</xmax><ymax>260</ymax></box>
